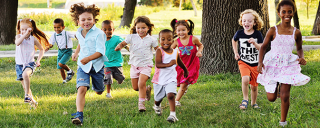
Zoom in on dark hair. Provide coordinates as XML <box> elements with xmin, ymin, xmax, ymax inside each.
<box><xmin>17</xmin><ymin>18</ymin><xmax>50</xmax><ymax>50</ymax></box>
<box><xmin>276</xmin><ymin>0</ymin><xmax>297</xmax><ymax>13</ymax></box>
<box><xmin>170</xmin><ymin>18</ymin><xmax>194</xmax><ymax>38</ymax></box>
<box><xmin>102</xmin><ymin>20</ymin><xmax>113</xmax><ymax>26</ymax></box>
<box><xmin>70</xmin><ymin>3</ymin><xmax>100</xmax><ymax>26</ymax></box>
<box><xmin>130</xmin><ymin>16</ymin><xmax>154</xmax><ymax>35</ymax></box>
<box><xmin>158</xmin><ymin>29</ymin><xmax>173</xmax><ymax>38</ymax></box>
<box><xmin>54</xmin><ymin>18</ymin><xmax>64</xmax><ymax>26</ymax></box>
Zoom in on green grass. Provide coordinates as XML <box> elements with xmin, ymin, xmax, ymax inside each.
<box><xmin>18</xmin><ymin>0</ymin><xmax>66</xmax><ymax>8</ymax></box>
<box><xmin>303</xmin><ymin>41</ymin><xmax>320</xmax><ymax>45</ymax></box>
<box><xmin>0</xmin><ymin>50</ymin><xmax>319</xmax><ymax>127</ymax></box>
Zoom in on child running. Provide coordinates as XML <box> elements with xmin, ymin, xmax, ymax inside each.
<box><xmin>101</xmin><ymin>20</ymin><xmax>126</xmax><ymax>98</ymax></box>
<box><xmin>152</xmin><ymin>29</ymin><xmax>188</xmax><ymax>123</ymax></box>
<box><xmin>232</xmin><ymin>9</ymin><xmax>264</xmax><ymax>110</ymax></box>
<box><xmin>48</xmin><ymin>18</ymin><xmax>75</xmax><ymax>84</ymax></box>
<box><xmin>257</xmin><ymin>0</ymin><xmax>310</xmax><ymax>127</ymax></box>
<box><xmin>115</xmin><ymin>16</ymin><xmax>159</xmax><ymax>112</ymax></box>
<box><xmin>15</xmin><ymin>18</ymin><xmax>51</xmax><ymax>108</ymax></box>
<box><xmin>170</xmin><ymin>19</ymin><xmax>203</xmax><ymax>106</ymax></box>
<box><xmin>69</xmin><ymin>3</ymin><xmax>107</xmax><ymax>125</ymax></box>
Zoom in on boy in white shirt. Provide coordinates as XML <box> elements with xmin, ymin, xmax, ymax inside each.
<box><xmin>48</xmin><ymin>18</ymin><xmax>75</xmax><ymax>83</ymax></box>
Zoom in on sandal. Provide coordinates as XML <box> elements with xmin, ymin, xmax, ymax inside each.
<box><xmin>239</xmin><ymin>100</ymin><xmax>248</xmax><ymax>110</ymax></box>
<box><xmin>24</xmin><ymin>94</ymin><xmax>32</xmax><ymax>103</ymax></box>
<box><xmin>252</xmin><ymin>104</ymin><xmax>260</xmax><ymax>109</ymax></box>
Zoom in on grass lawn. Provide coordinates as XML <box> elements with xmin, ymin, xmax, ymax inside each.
<box><xmin>0</xmin><ymin>49</ymin><xmax>319</xmax><ymax>127</ymax></box>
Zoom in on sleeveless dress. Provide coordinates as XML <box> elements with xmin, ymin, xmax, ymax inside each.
<box><xmin>15</xmin><ymin>35</ymin><xmax>35</xmax><ymax>68</ymax></box>
<box><xmin>257</xmin><ymin>26</ymin><xmax>310</xmax><ymax>93</ymax></box>
<box><xmin>152</xmin><ymin>48</ymin><xmax>178</xmax><ymax>85</ymax></box>
<box><xmin>176</xmin><ymin>35</ymin><xmax>200</xmax><ymax>86</ymax></box>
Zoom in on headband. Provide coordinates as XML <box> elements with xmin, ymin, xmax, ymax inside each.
<box><xmin>175</xmin><ymin>19</ymin><xmax>188</xmax><ymax>23</ymax></box>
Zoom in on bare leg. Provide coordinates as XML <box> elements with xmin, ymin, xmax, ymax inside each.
<box><xmin>58</xmin><ymin>63</ymin><xmax>70</xmax><ymax>71</ymax></box>
<box><xmin>138</xmin><ymin>74</ymin><xmax>149</xmax><ymax>99</ymax></box>
<box><xmin>251</xmin><ymin>85</ymin><xmax>258</xmax><ymax>105</ymax></box>
<box><xmin>131</xmin><ymin>78</ymin><xmax>139</xmax><ymax>91</ymax></box>
<box><xmin>155</xmin><ymin>99</ymin><xmax>162</xmax><ymax>106</ymax></box>
<box><xmin>59</xmin><ymin>69</ymin><xmax>66</xmax><ymax>80</ymax></box>
<box><xmin>175</xmin><ymin>83</ymin><xmax>188</xmax><ymax>101</ymax></box>
<box><xmin>280</xmin><ymin>84</ymin><xmax>291</xmax><ymax>122</ymax></box>
<box><xmin>22</xmin><ymin>68</ymin><xmax>33</xmax><ymax>96</ymax></box>
<box><xmin>168</xmin><ymin>93</ymin><xmax>175</xmax><ymax>112</ymax></box>
<box><xmin>240</xmin><ymin>76</ymin><xmax>250</xmax><ymax>109</ymax></box>
<box><xmin>106</xmin><ymin>84</ymin><xmax>111</xmax><ymax>93</ymax></box>
<box><xmin>76</xmin><ymin>86</ymin><xmax>87</xmax><ymax>112</ymax></box>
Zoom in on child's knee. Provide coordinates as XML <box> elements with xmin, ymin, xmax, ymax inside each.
<box><xmin>242</xmin><ymin>76</ymin><xmax>250</xmax><ymax>84</ymax></box>
<box><xmin>96</xmin><ymin>91</ymin><xmax>103</xmax><ymax>95</ymax></box>
<box><xmin>251</xmin><ymin>86</ymin><xmax>258</xmax><ymax>92</ymax></box>
<box><xmin>167</xmin><ymin>93</ymin><xmax>175</xmax><ymax>100</ymax></box>
<box><xmin>58</xmin><ymin>63</ymin><xmax>65</xmax><ymax>67</ymax></box>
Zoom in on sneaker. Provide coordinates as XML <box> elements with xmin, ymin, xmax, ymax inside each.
<box><xmin>153</xmin><ymin>105</ymin><xmax>162</xmax><ymax>115</ymax></box>
<box><xmin>71</xmin><ymin>112</ymin><xmax>83</xmax><ymax>126</ymax></box>
<box><xmin>279</xmin><ymin>121</ymin><xmax>287</xmax><ymax>127</ymax></box>
<box><xmin>146</xmin><ymin>85</ymin><xmax>152</xmax><ymax>101</ymax></box>
<box><xmin>175</xmin><ymin>101</ymin><xmax>181</xmax><ymax>107</ymax></box>
<box><xmin>63</xmin><ymin>80</ymin><xmax>67</xmax><ymax>84</ymax></box>
<box><xmin>66</xmin><ymin>70</ymin><xmax>74</xmax><ymax>82</ymax></box>
<box><xmin>106</xmin><ymin>93</ymin><xmax>113</xmax><ymax>98</ymax></box>
<box><xmin>138</xmin><ymin>101</ymin><xmax>146</xmax><ymax>112</ymax></box>
<box><xmin>24</xmin><ymin>94</ymin><xmax>32</xmax><ymax>103</ymax></box>
<box><xmin>167</xmin><ymin>115</ymin><xmax>179</xmax><ymax>123</ymax></box>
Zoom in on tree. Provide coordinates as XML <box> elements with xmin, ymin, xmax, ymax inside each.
<box><xmin>200</xmin><ymin>0</ymin><xmax>270</xmax><ymax>75</ymax></box>
<box><xmin>312</xmin><ymin>0</ymin><xmax>320</xmax><ymax>35</ymax></box>
<box><xmin>292</xmin><ymin>0</ymin><xmax>300</xmax><ymax>29</ymax></box>
<box><xmin>119</xmin><ymin>0</ymin><xmax>137</xmax><ymax>28</ymax></box>
<box><xmin>0</xmin><ymin>0</ymin><xmax>18</xmax><ymax>45</ymax></box>
<box><xmin>275</xmin><ymin>0</ymin><xmax>280</xmax><ymax>24</ymax></box>
<box><xmin>190</xmin><ymin>0</ymin><xmax>197</xmax><ymax>16</ymax></box>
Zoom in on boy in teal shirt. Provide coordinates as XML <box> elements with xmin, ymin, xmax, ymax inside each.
<box><xmin>101</xmin><ymin>20</ymin><xmax>126</xmax><ymax>98</ymax></box>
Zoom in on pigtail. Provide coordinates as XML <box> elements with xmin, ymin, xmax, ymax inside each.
<box><xmin>30</xmin><ymin>19</ymin><xmax>50</xmax><ymax>50</ymax></box>
<box><xmin>16</xmin><ymin>19</ymin><xmax>21</xmax><ymax>34</ymax></box>
<box><xmin>186</xmin><ymin>19</ymin><xmax>194</xmax><ymax>35</ymax></box>
<box><xmin>170</xmin><ymin>18</ymin><xmax>178</xmax><ymax>38</ymax></box>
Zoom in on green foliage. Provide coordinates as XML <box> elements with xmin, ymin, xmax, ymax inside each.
<box><xmin>182</xmin><ymin>2</ymin><xmax>193</xmax><ymax>10</ymax></box>
<box><xmin>139</xmin><ymin>0</ymin><xmax>164</xmax><ymax>6</ymax></box>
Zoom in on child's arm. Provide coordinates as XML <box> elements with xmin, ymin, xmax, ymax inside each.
<box><xmin>15</xmin><ymin>28</ymin><xmax>32</xmax><ymax>46</ymax></box>
<box><xmin>177</xmin><ymin>54</ymin><xmax>189</xmax><ymax>78</ymax></box>
<box><xmin>248</xmin><ymin>38</ymin><xmax>262</xmax><ymax>50</ymax></box>
<box><xmin>295</xmin><ymin>29</ymin><xmax>306</xmax><ymax>65</ymax></box>
<box><xmin>193</xmin><ymin>36</ymin><xmax>203</xmax><ymax>57</ymax></box>
<box><xmin>34</xmin><ymin>39</ymin><xmax>44</xmax><ymax>67</ymax></box>
<box><xmin>80</xmin><ymin>52</ymin><xmax>102</xmax><ymax>65</ymax></box>
<box><xmin>115</xmin><ymin>41</ymin><xmax>127</xmax><ymax>51</ymax></box>
<box><xmin>171</xmin><ymin>40</ymin><xmax>178</xmax><ymax>49</ymax></box>
<box><xmin>72</xmin><ymin>44</ymin><xmax>80</xmax><ymax>61</ymax></box>
<box><xmin>232</xmin><ymin>39</ymin><xmax>240</xmax><ymax>60</ymax></box>
<box><xmin>154</xmin><ymin>46</ymin><xmax>159</xmax><ymax>51</ymax></box>
<box><xmin>257</xmin><ymin>27</ymin><xmax>275</xmax><ymax>74</ymax></box>
<box><xmin>155</xmin><ymin>48</ymin><xmax>176</xmax><ymax>68</ymax></box>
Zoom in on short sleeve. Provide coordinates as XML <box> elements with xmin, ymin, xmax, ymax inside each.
<box><xmin>256</xmin><ymin>31</ymin><xmax>264</xmax><ymax>44</ymax></box>
<box><xmin>125</xmin><ymin>34</ymin><xmax>132</xmax><ymax>44</ymax></box>
<box><xmin>117</xmin><ymin>36</ymin><xmax>124</xmax><ymax>44</ymax></box>
<box><xmin>67</xmin><ymin>31</ymin><xmax>75</xmax><ymax>39</ymax></box>
<box><xmin>95</xmin><ymin>32</ymin><xmax>106</xmax><ymax>56</ymax></box>
<box><xmin>151</xmin><ymin>37</ymin><xmax>158</xmax><ymax>47</ymax></box>
<box><xmin>233</xmin><ymin>30</ymin><xmax>240</xmax><ymax>41</ymax></box>
<box><xmin>49</xmin><ymin>34</ymin><xmax>55</xmax><ymax>45</ymax></box>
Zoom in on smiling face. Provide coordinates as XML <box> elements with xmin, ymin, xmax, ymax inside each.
<box><xmin>53</xmin><ymin>23</ymin><xmax>65</xmax><ymax>34</ymax></box>
<box><xmin>20</xmin><ymin>23</ymin><xmax>32</xmax><ymax>36</ymax></box>
<box><xmin>241</xmin><ymin>13</ymin><xmax>256</xmax><ymax>32</ymax></box>
<box><xmin>278</xmin><ymin>5</ymin><xmax>294</xmax><ymax>23</ymax></box>
<box><xmin>176</xmin><ymin>25</ymin><xmax>189</xmax><ymax>39</ymax></box>
<box><xmin>78</xmin><ymin>12</ymin><xmax>95</xmax><ymax>31</ymax></box>
<box><xmin>159</xmin><ymin>32</ymin><xmax>174</xmax><ymax>50</ymax></box>
<box><xmin>101</xmin><ymin>23</ymin><xmax>114</xmax><ymax>39</ymax></box>
<box><xmin>135</xmin><ymin>22</ymin><xmax>149</xmax><ymax>38</ymax></box>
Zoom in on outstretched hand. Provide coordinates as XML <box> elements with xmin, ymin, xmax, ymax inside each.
<box><xmin>297</xmin><ymin>58</ymin><xmax>307</xmax><ymax>65</ymax></box>
<box><xmin>72</xmin><ymin>54</ymin><xmax>78</xmax><ymax>61</ymax></box>
<box><xmin>257</xmin><ymin>63</ymin><xmax>264</xmax><ymax>74</ymax></box>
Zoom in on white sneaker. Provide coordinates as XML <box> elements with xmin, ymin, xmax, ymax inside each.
<box><xmin>153</xmin><ymin>105</ymin><xmax>162</xmax><ymax>115</ymax></box>
<box><xmin>279</xmin><ymin>121</ymin><xmax>287</xmax><ymax>127</ymax></box>
<box><xmin>167</xmin><ymin>115</ymin><xmax>179</xmax><ymax>123</ymax></box>
<box><xmin>106</xmin><ymin>94</ymin><xmax>113</xmax><ymax>98</ymax></box>
<box><xmin>63</xmin><ymin>80</ymin><xmax>67</xmax><ymax>84</ymax></box>
<box><xmin>175</xmin><ymin>101</ymin><xmax>181</xmax><ymax>106</ymax></box>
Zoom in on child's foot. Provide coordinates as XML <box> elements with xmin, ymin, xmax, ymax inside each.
<box><xmin>167</xmin><ymin>115</ymin><xmax>179</xmax><ymax>123</ymax></box>
<box><xmin>106</xmin><ymin>93</ymin><xmax>113</xmax><ymax>98</ymax></box>
<box><xmin>138</xmin><ymin>101</ymin><xmax>146</xmax><ymax>112</ymax></box>
<box><xmin>66</xmin><ymin>70</ymin><xmax>74</xmax><ymax>82</ymax></box>
<box><xmin>251</xmin><ymin>104</ymin><xmax>260</xmax><ymax>109</ymax></box>
<box><xmin>152</xmin><ymin>105</ymin><xmax>162</xmax><ymax>115</ymax></box>
<box><xmin>24</xmin><ymin>94</ymin><xmax>32</xmax><ymax>103</ymax></box>
<box><xmin>239</xmin><ymin>100</ymin><xmax>248</xmax><ymax>110</ymax></box>
<box><xmin>63</xmin><ymin>79</ymin><xmax>67</xmax><ymax>84</ymax></box>
<box><xmin>146</xmin><ymin>85</ymin><xmax>152</xmax><ymax>101</ymax></box>
<box><xmin>30</xmin><ymin>100</ymin><xmax>38</xmax><ymax>109</ymax></box>
<box><xmin>175</xmin><ymin>101</ymin><xmax>181</xmax><ymax>107</ymax></box>
<box><xmin>71</xmin><ymin>112</ymin><xmax>83</xmax><ymax>126</ymax></box>
<box><xmin>279</xmin><ymin>121</ymin><xmax>287</xmax><ymax>127</ymax></box>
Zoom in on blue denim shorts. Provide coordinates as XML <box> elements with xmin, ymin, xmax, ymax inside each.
<box><xmin>76</xmin><ymin>66</ymin><xmax>105</xmax><ymax>92</ymax></box>
<box><xmin>15</xmin><ymin>62</ymin><xmax>36</xmax><ymax>81</ymax></box>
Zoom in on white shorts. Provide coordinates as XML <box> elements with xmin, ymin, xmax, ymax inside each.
<box><xmin>153</xmin><ymin>81</ymin><xmax>177</xmax><ymax>102</ymax></box>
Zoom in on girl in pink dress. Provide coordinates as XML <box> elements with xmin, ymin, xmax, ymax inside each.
<box><xmin>170</xmin><ymin>19</ymin><xmax>203</xmax><ymax>106</ymax></box>
<box><xmin>257</xmin><ymin>0</ymin><xmax>310</xmax><ymax>127</ymax></box>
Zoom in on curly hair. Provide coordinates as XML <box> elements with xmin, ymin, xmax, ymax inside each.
<box><xmin>70</xmin><ymin>3</ymin><xmax>100</xmax><ymax>26</ymax></box>
<box><xmin>276</xmin><ymin>0</ymin><xmax>297</xmax><ymax>13</ymax></box>
<box><xmin>130</xmin><ymin>16</ymin><xmax>154</xmax><ymax>35</ymax></box>
<box><xmin>238</xmin><ymin>9</ymin><xmax>264</xmax><ymax>30</ymax></box>
<box><xmin>170</xmin><ymin>18</ymin><xmax>194</xmax><ymax>38</ymax></box>
<box><xmin>16</xmin><ymin>18</ymin><xmax>50</xmax><ymax>50</ymax></box>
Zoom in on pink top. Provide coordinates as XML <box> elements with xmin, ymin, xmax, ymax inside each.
<box><xmin>15</xmin><ymin>35</ymin><xmax>35</xmax><ymax>68</ymax></box>
<box><xmin>176</xmin><ymin>35</ymin><xmax>200</xmax><ymax>86</ymax></box>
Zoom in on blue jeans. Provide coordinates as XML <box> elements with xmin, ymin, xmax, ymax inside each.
<box><xmin>76</xmin><ymin>66</ymin><xmax>105</xmax><ymax>92</ymax></box>
<box><xmin>15</xmin><ymin>62</ymin><xmax>36</xmax><ymax>81</ymax></box>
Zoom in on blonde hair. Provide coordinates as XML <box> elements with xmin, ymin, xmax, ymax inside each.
<box><xmin>238</xmin><ymin>9</ymin><xmax>264</xmax><ymax>30</ymax></box>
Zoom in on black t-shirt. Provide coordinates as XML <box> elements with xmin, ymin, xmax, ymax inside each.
<box><xmin>233</xmin><ymin>29</ymin><xmax>263</xmax><ymax>66</ymax></box>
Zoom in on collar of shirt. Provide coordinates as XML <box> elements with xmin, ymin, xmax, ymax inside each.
<box><xmin>134</xmin><ymin>33</ymin><xmax>151</xmax><ymax>39</ymax></box>
<box><xmin>77</xmin><ymin>24</ymin><xmax>97</xmax><ymax>34</ymax></box>
<box><xmin>56</xmin><ymin>30</ymin><xmax>65</xmax><ymax>36</ymax></box>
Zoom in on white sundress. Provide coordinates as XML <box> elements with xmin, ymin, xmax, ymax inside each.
<box><xmin>257</xmin><ymin>26</ymin><xmax>310</xmax><ymax>93</ymax></box>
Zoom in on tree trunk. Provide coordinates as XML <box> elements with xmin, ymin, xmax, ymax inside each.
<box><xmin>0</xmin><ymin>0</ymin><xmax>18</xmax><ymax>45</ymax></box>
<box><xmin>119</xmin><ymin>0</ymin><xmax>137</xmax><ymax>28</ymax></box>
<box><xmin>190</xmin><ymin>0</ymin><xmax>197</xmax><ymax>16</ymax></box>
<box><xmin>292</xmin><ymin>0</ymin><xmax>300</xmax><ymax>29</ymax></box>
<box><xmin>200</xmin><ymin>0</ymin><xmax>270</xmax><ymax>75</ymax></box>
<box><xmin>312</xmin><ymin>1</ymin><xmax>320</xmax><ymax>35</ymax></box>
<box><xmin>275</xmin><ymin>0</ymin><xmax>280</xmax><ymax>24</ymax></box>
